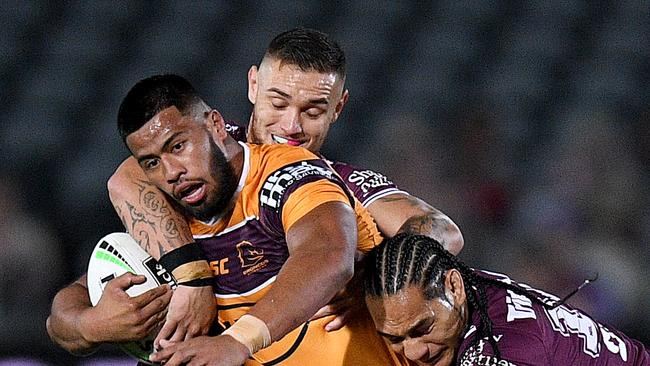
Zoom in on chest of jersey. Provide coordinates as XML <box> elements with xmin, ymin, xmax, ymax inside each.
<box><xmin>197</xmin><ymin>218</ymin><xmax>287</xmax><ymax>296</ymax></box>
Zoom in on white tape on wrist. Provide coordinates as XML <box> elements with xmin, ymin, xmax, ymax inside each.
<box><xmin>222</xmin><ymin>314</ymin><xmax>271</xmax><ymax>355</ymax></box>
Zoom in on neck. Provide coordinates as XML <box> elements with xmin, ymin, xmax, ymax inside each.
<box><xmin>223</xmin><ymin>135</ymin><xmax>244</xmax><ymax>181</ymax></box>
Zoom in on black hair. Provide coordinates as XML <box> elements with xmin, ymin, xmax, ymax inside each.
<box><xmin>364</xmin><ymin>233</ymin><xmax>501</xmax><ymax>359</ymax></box>
<box><xmin>265</xmin><ymin>27</ymin><xmax>346</xmax><ymax>78</ymax></box>
<box><xmin>117</xmin><ymin>74</ymin><xmax>204</xmax><ymax>142</ymax></box>
<box><xmin>365</xmin><ymin>234</ymin><xmax>595</xmax><ymax>361</ymax></box>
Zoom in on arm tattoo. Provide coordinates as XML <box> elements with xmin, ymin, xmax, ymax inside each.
<box><xmin>397</xmin><ymin>214</ymin><xmax>445</xmax><ymax>238</ymax></box>
<box><xmin>115</xmin><ymin>180</ymin><xmax>193</xmax><ymax>258</ymax></box>
<box><xmin>390</xmin><ymin>196</ymin><xmax>448</xmax><ymax>245</ymax></box>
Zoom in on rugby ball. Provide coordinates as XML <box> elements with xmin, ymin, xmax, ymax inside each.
<box><xmin>87</xmin><ymin>232</ymin><xmax>177</xmax><ymax>364</ymax></box>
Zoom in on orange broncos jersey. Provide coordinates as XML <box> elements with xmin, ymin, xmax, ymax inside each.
<box><xmin>190</xmin><ymin>142</ymin><xmax>409</xmax><ymax>365</ymax></box>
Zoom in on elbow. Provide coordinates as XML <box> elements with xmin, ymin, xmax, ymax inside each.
<box><xmin>45</xmin><ymin>315</ymin><xmax>57</xmax><ymax>345</ymax></box>
<box><xmin>107</xmin><ymin>157</ymin><xmax>140</xmax><ymax>204</ymax></box>
<box><xmin>444</xmin><ymin>221</ymin><xmax>464</xmax><ymax>255</ymax></box>
<box><xmin>46</xmin><ymin>315</ymin><xmax>95</xmax><ymax>357</ymax></box>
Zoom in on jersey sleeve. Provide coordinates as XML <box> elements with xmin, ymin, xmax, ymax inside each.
<box><xmin>258</xmin><ymin>159</ymin><xmax>354</xmax><ymax>237</ymax></box>
<box><xmin>281</xmin><ymin>181</ymin><xmax>350</xmax><ymax>232</ymax></box>
<box><xmin>458</xmin><ymin>326</ymin><xmax>549</xmax><ymax>366</ymax></box>
<box><xmin>329</xmin><ymin>161</ymin><xmax>407</xmax><ymax>207</ymax></box>
<box><xmin>225</xmin><ymin>121</ymin><xmax>248</xmax><ymax>142</ymax></box>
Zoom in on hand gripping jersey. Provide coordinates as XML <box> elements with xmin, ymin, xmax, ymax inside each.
<box><xmin>457</xmin><ymin>270</ymin><xmax>649</xmax><ymax>365</ymax></box>
<box><xmin>190</xmin><ymin>142</ymin><xmax>409</xmax><ymax>366</ymax></box>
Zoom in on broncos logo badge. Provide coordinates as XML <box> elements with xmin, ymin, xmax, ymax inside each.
<box><xmin>237</xmin><ymin>241</ymin><xmax>265</xmax><ymax>268</ymax></box>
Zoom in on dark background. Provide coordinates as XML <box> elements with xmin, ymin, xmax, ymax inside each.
<box><xmin>1</xmin><ymin>1</ymin><xmax>648</xmax><ymax>364</ymax></box>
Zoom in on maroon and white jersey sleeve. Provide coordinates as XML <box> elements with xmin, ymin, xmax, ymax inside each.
<box><xmin>327</xmin><ymin>160</ymin><xmax>408</xmax><ymax>207</ymax></box>
<box><xmin>457</xmin><ymin>270</ymin><xmax>649</xmax><ymax>365</ymax></box>
<box><xmin>225</xmin><ymin>121</ymin><xmax>247</xmax><ymax>142</ymax></box>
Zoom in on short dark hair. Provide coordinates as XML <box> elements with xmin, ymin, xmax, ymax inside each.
<box><xmin>117</xmin><ymin>74</ymin><xmax>203</xmax><ymax>142</ymax></box>
<box><xmin>265</xmin><ymin>28</ymin><xmax>346</xmax><ymax>78</ymax></box>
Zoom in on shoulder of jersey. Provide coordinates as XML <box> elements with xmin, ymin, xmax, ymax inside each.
<box><xmin>252</xmin><ymin>143</ymin><xmax>319</xmax><ymax>166</ymax></box>
<box><xmin>225</xmin><ymin>121</ymin><xmax>247</xmax><ymax>142</ymax></box>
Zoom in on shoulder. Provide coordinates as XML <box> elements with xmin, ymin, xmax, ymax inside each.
<box><xmin>247</xmin><ymin>144</ymin><xmax>347</xmax><ymax>211</ymax></box>
<box><xmin>458</xmin><ymin>324</ymin><xmax>548</xmax><ymax>365</ymax></box>
<box><xmin>325</xmin><ymin>158</ymin><xmax>403</xmax><ymax>207</ymax></box>
<box><xmin>225</xmin><ymin>120</ymin><xmax>247</xmax><ymax>142</ymax></box>
<box><xmin>253</xmin><ymin>144</ymin><xmax>320</xmax><ymax>167</ymax></box>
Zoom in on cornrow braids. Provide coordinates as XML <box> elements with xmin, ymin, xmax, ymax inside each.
<box><xmin>364</xmin><ymin>233</ymin><xmax>501</xmax><ymax>359</ymax></box>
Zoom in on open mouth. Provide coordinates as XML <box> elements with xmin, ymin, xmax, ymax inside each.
<box><xmin>177</xmin><ymin>183</ymin><xmax>206</xmax><ymax>205</ymax></box>
<box><xmin>272</xmin><ymin>134</ymin><xmax>302</xmax><ymax>146</ymax></box>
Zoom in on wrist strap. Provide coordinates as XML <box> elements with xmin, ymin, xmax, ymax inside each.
<box><xmin>159</xmin><ymin>243</ymin><xmax>213</xmax><ymax>286</ymax></box>
<box><xmin>223</xmin><ymin>314</ymin><xmax>271</xmax><ymax>355</ymax></box>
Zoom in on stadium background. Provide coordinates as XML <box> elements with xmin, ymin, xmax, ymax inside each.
<box><xmin>1</xmin><ymin>1</ymin><xmax>648</xmax><ymax>364</ymax></box>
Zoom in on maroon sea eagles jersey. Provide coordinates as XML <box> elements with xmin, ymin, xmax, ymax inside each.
<box><xmin>225</xmin><ymin>121</ymin><xmax>406</xmax><ymax>207</ymax></box>
<box><xmin>457</xmin><ymin>270</ymin><xmax>649</xmax><ymax>365</ymax></box>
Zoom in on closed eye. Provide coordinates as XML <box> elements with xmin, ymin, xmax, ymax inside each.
<box><xmin>386</xmin><ymin>335</ymin><xmax>404</xmax><ymax>344</ymax></box>
<box><xmin>271</xmin><ymin>98</ymin><xmax>288</xmax><ymax>109</ymax></box>
<box><xmin>304</xmin><ymin>108</ymin><xmax>324</xmax><ymax>118</ymax></box>
<box><xmin>143</xmin><ymin>159</ymin><xmax>159</xmax><ymax>170</ymax></box>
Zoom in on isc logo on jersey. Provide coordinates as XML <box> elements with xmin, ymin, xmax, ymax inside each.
<box><xmin>260</xmin><ymin>161</ymin><xmax>334</xmax><ymax>209</ymax></box>
<box><xmin>87</xmin><ymin>232</ymin><xmax>177</xmax><ymax>365</ymax></box>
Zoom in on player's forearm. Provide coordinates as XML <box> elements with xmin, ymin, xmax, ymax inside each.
<box><xmin>248</xmin><ymin>248</ymin><xmax>354</xmax><ymax>340</ymax></box>
<box><xmin>248</xmin><ymin>202</ymin><xmax>357</xmax><ymax>341</ymax></box>
<box><xmin>46</xmin><ymin>280</ymin><xmax>100</xmax><ymax>356</ymax></box>
<box><xmin>108</xmin><ymin>157</ymin><xmax>194</xmax><ymax>259</ymax></box>
<box><xmin>397</xmin><ymin>210</ymin><xmax>464</xmax><ymax>255</ymax></box>
<box><xmin>369</xmin><ymin>194</ymin><xmax>464</xmax><ymax>255</ymax></box>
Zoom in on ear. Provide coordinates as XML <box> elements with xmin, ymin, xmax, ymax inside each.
<box><xmin>331</xmin><ymin>89</ymin><xmax>349</xmax><ymax>124</ymax></box>
<box><xmin>445</xmin><ymin>269</ymin><xmax>466</xmax><ymax>307</ymax></box>
<box><xmin>208</xmin><ymin>109</ymin><xmax>228</xmax><ymax>141</ymax></box>
<box><xmin>248</xmin><ymin>65</ymin><xmax>259</xmax><ymax>104</ymax></box>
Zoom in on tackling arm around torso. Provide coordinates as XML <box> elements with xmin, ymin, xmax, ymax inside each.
<box><xmin>46</xmin><ymin>273</ymin><xmax>171</xmax><ymax>355</ymax></box>
<box><xmin>367</xmin><ymin>193</ymin><xmax>464</xmax><ymax>255</ymax></box>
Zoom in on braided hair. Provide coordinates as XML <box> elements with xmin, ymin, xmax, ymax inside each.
<box><xmin>364</xmin><ymin>233</ymin><xmax>501</xmax><ymax>359</ymax></box>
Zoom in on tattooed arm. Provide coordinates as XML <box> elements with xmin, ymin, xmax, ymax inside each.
<box><xmin>108</xmin><ymin>157</ymin><xmax>216</xmax><ymax>347</ymax></box>
<box><xmin>109</xmin><ymin>160</ymin><xmax>193</xmax><ymax>259</ymax></box>
<box><xmin>310</xmin><ymin>192</ymin><xmax>463</xmax><ymax>333</ymax></box>
<box><xmin>366</xmin><ymin>193</ymin><xmax>464</xmax><ymax>255</ymax></box>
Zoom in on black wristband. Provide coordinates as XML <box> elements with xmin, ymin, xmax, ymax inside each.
<box><xmin>159</xmin><ymin>242</ymin><xmax>206</xmax><ymax>272</ymax></box>
<box><xmin>178</xmin><ymin>277</ymin><xmax>214</xmax><ymax>287</ymax></box>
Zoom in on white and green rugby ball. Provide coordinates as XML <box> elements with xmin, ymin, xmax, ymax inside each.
<box><xmin>87</xmin><ymin>232</ymin><xmax>177</xmax><ymax>364</ymax></box>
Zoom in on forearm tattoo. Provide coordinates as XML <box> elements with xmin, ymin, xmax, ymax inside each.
<box><xmin>388</xmin><ymin>196</ymin><xmax>448</xmax><ymax>245</ymax></box>
<box><xmin>115</xmin><ymin>180</ymin><xmax>193</xmax><ymax>258</ymax></box>
<box><xmin>397</xmin><ymin>214</ymin><xmax>445</xmax><ymax>239</ymax></box>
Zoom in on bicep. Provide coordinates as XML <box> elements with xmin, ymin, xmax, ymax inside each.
<box><xmin>285</xmin><ymin>200</ymin><xmax>357</xmax><ymax>261</ymax></box>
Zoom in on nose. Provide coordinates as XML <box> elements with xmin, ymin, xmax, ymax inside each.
<box><xmin>162</xmin><ymin>156</ymin><xmax>185</xmax><ymax>183</ymax></box>
<box><xmin>402</xmin><ymin>338</ymin><xmax>429</xmax><ymax>362</ymax></box>
<box><xmin>278</xmin><ymin>109</ymin><xmax>302</xmax><ymax>135</ymax></box>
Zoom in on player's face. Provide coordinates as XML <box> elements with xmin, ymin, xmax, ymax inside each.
<box><xmin>366</xmin><ymin>272</ymin><xmax>467</xmax><ymax>366</ymax></box>
<box><xmin>126</xmin><ymin>106</ymin><xmax>238</xmax><ymax>221</ymax></box>
<box><xmin>247</xmin><ymin>57</ymin><xmax>349</xmax><ymax>153</ymax></box>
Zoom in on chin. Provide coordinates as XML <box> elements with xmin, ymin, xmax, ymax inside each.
<box><xmin>421</xmin><ymin>349</ymin><xmax>453</xmax><ymax>366</ymax></box>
